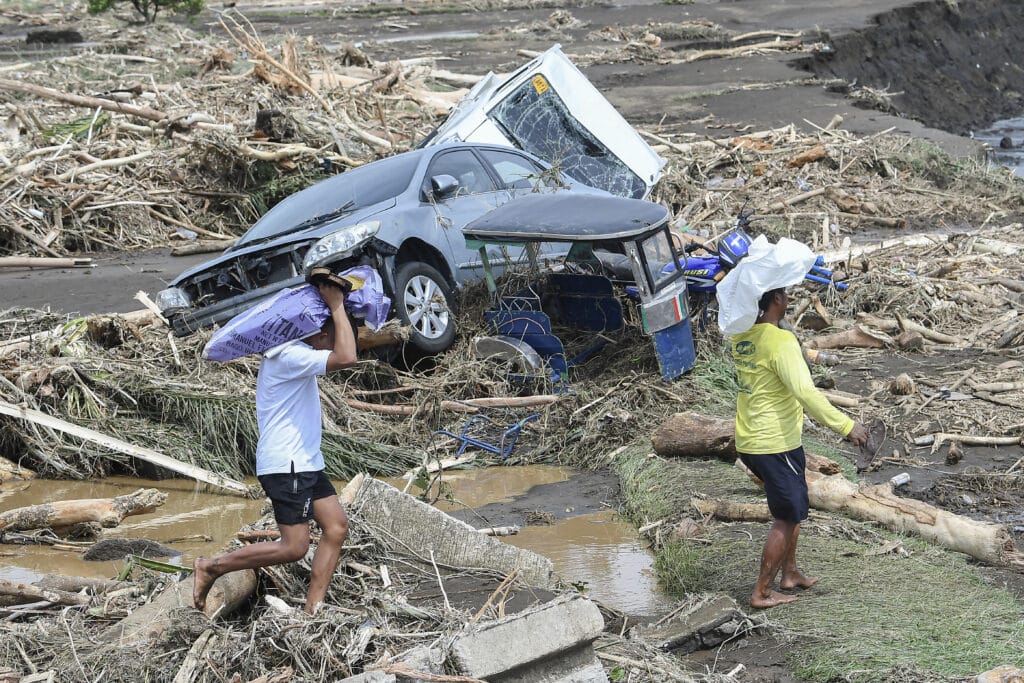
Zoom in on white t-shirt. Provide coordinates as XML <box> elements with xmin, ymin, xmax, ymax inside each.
<box><xmin>254</xmin><ymin>340</ymin><xmax>331</xmax><ymax>476</ymax></box>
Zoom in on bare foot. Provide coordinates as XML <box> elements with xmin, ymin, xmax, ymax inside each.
<box><xmin>192</xmin><ymin>557</ymin><xmax>216</xmax><ymax>612</ymax></box>
<box><xmin>780</xmin><ymin>570</ymin><xmax>818</xmax><ymax>590</ymax></box>
<box><xmin>750</xmin><ymin>590</ymin><xmax>798</xmax><ymax>609</ymax></box>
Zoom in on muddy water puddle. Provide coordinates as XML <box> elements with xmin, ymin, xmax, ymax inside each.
<box><xmin>2</xmin><ymin>465</ymin><xmax>672</xmax><ymax>616</ymax></box>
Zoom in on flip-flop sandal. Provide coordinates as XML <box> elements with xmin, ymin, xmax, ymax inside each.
<box><xmin>307</xmin><ymin>267</ymin><xmax>354</xmax><ymax>294</ymax></box>
<box><xmin>855</xmin><ymin>417</ymin><xmax>888</xmax><ymax>472</ymax></box>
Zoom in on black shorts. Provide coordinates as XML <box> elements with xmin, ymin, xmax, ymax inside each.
<box><xmin>738</xmin><ymin>447</ymin><xmax>809</xmax><ymax>523</ymax></box>
<box><xmin>256</xmin><ymin>470</ymin><xmax>337</xmax><ymax>526</ymax></box>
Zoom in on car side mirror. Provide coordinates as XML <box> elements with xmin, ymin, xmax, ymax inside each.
<box><xmin>430</xmin><ymin>174</ymin><xmax>459</xmax><ymax>200</ymax></box>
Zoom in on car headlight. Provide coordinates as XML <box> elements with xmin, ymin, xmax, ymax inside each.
<box><xmin>155</xmin><ymin>287</ymin><xmax>192</xmax><ymax>313</ymax></box>
<box><xmin>302</xmin><ymin>220</ymin><xmax>381</xmax><ymax>271</ymax></box>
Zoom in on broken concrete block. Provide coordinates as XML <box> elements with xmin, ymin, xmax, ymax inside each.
<box><xmin>343</xmin><ymin>476</ymin><xmax>554</xmax><ymax>588</ymax></box>
<box><xmin>396</xmin><ymin>645</ymin><xmax>445</xmax><ymax>683</ymax></box>
<box><xmin>630</xmin><ymin>594</ymin><xmax>744</xmax><ymax>654</ymax></box>
<box><xmin>451</xmin><ymin>593</ymin><xmax>606</xmax><ymax>682</ymax></box>
<box><xmin>337</xmin><ymin>673</ymin><xmax>396</xmax><ymax>683</ymax></box>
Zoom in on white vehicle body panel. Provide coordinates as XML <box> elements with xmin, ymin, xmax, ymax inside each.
<box><xmin>426</xmin><ymin>45</ymin><xmax>666</xmax><ymax>199</ymax></box>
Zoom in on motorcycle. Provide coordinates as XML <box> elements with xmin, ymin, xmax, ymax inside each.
<box><xmin>669</xmin><ymin>208</ymin><xmax>847</xmax><ymax>331</ymax></box>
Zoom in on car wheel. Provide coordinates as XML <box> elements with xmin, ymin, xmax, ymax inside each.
<box><xmin>393</xmin><ymin>261</ymin><xmax>457</xmax><ymax>355</ymax></box>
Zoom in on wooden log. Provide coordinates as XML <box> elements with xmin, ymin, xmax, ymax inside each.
<box><xmin>969</xmin><ymin>381</ymin><xmax>1024</xmax><ymax>393</ymax></box>
<box><xmin>0</xmin><ymin>456</ymin><xmax>35</xmax><ymax>482</ymax></box>
<box><xmin>691</xmin><ymin>497</ymin><xmax>772</xmax><ymax>522</ymax></box>
<box><xmin>651</xmin><ymin>412</ymin><xmax>736</xmax><ymax>462</ymax></box>
<box><xmin>0</xmin><ymin>578</ymin><xmax>90</xmax><ymax>606</ymax></box>
<box><xmin>356</xmin><ymin>324</ymin><xmax>408</xmax><ymax>350</ymax></box>
<box><xmin>0</xmin><ymin>399</ymin><xmax>248</xmax><ymax>495</ymax></box>
<box><xmin>651</xmin><ymin>412</ymin><xmax>842</xmax><ymax>474</ymax></box>
<box><xmin>806</xmin><ymin>470</ymin><xmax>1023</xmax><ymax>569</ymax></box>
<box><xmin>0</xmin><ymin>488</ymin><xmax>167</xmax><ymax>533</ymax></box>
<box><xmin>0</xmin><ymin>77</ymin><xmax>168</xmax><ymax>122</ymax></box>
<box><xmin>805</xmin><ymin>324</ymin><xmax>890</xmax><ymax>350</ymax></box>
<box><xmin>701</xmin><ymin>472</ymin><xmax>1024</xmax><ymax>569</ymax></box>
<box><xmin>98</xmin><ymin>569</ymin><xmax>257</xmax><ymax>643</ymax></box>
<box><xmin>0</xmin><ymin>257</ymin><xmax>93</xmax><ymax>269</ymax></box>
<box><xmin>169</xmin><ymin>239</ymin><xmax>236</xmax><ymax>256</ymax></box>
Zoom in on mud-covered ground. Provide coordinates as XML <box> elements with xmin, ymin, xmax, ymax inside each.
<box><xmin>2</xmin><ymin>1</ymin><xmax>1023</xmax><ymax>680</ymax></box>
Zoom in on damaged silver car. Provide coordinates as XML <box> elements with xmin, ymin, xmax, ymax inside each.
<box><xmin>157</xmin><ymin>143</ymin><xmax>606</xmax><ymax>354</ymax></box>
<box><xmin>156</xmin><ymin>47</ymin><xmax>665</xmax><ymax>356</ymax></box>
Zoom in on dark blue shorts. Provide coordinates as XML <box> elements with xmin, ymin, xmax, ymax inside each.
<box><xmin>257</xmin><ymin>470</ymin><xmax>337</xmax><ymax>526</ymax></box>
<box><xmin>738</xmin><ymin>447</ymin><xmax>809</xmax><ymax>523</ymax></box>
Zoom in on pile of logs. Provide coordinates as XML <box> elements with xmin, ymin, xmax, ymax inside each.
<box><xmin>652</xmin><ymin>412</ymin><xmax>1024</xmax><ymax>571</ymax></box>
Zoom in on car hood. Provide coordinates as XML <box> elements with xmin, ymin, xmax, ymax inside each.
<box><xmin>170</xmin><ymin>200</ymin><xmax>395</xmax><ymax>285</ymax></box>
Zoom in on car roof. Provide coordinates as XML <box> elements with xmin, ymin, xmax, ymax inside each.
<box><xmin>462</xmin><ymin>193</ymin><xmax>670</xmax><ymax>243</ymax></box>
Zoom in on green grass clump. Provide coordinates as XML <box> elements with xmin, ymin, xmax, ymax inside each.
<box><xmin>615</xmin><ymin>450</ymin><xmax>1024</xmax><ymax>680</ymax></box>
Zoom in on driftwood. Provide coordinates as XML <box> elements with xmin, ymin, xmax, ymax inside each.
<box><xmin>0</xmin><ymin>579</ymin><xmax>91</xmax><ymax>607</ymax></box>
<box><xmin>0</xmin><ymin>399</ymin><xmax>248</xmax><ymax>495</ymax></box>
<box><xmin>169</xmin><ymin>239</ymin><xmax>237</xmax><ymax>256</ymax></box>
<box><xmin>651</xmin><ymin>412</ymin><xmax>737</xmax><ymax>462</ymax></box>
<box><xmin>706</xmin><ymin>471</ymin><xmax>1024</xmax><ymax>569</ymax></box>
<box><xmin>0</xmin><ymin>573</ymin><xmax>124</xmax><ymax>608</ymax></box>
<box><xmin>0</xmin><ymin>77</ymin><xmax>168</xmax><ymax>122</ymax></box>
<box><xmin>99</xmin><ymin>570</ymin><xmax>257</xmax><ymax>643</ymax></box>
<box><xmin>0</xmin><ymin>456</ymin><xmax>35</xmax><ymax>482</ymax></box>
<box><xmin>806</xmin><ymin>470</ymin><xmax>1024</xmax><ymax>570</ymax></box>
<box><xmin>0</xmin><ymin>488</ymin><xmax>166</xmax><ymax>533</ymax></box>
<box><xmin>855</xmin><ymin>312</ymin><xmax>963</xmax><ymax>345</ymax></box>
<box><xmin>805</xmin><ymin>324</ymin><xmax>890</xmax><ymax>350</ymax></box>
<box><xmin>652</xmin><ymin>412</ymin><xmax>846</xmax><ymax>474</ymax></box>
<box><xmin>344</xmin><ymin>394</ymin><xmax>560</xmax><ymax>416</ymax></box>
<box><xmin>0</xmin><ymin>257</ymin><xmax>93</xmax><ymax>268</ymax></box>
<box><xmin>691</xmin><ymin>497</ymin><xmax>772</xmax><ymax>522</ymax></box>
<box><xmin>913</xmin><ymin>433</ymin><xmax>1023</xmax><ymax>452</ymax></box>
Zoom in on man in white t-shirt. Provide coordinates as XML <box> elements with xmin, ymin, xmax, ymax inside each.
<box><xmin>193</xmin><ymin>283</ymin><xmax>357</xmax><ymax>615</ymax></box>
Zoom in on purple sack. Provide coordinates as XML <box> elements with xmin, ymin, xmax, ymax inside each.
<box><xmin>203</xmin><ymin>286</ymin><xmax>329</xmax><ymax>362</ymax></box>
<box><xmin>203</xmin><ymin>266</ymin><xmax>392</xmax><ymax>362</ymax></box>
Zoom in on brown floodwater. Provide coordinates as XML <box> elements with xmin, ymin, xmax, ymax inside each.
<box><xmin>0</xmin><ymin>465</ymin><xmax>671</xmax><ymax>616</ymax></box>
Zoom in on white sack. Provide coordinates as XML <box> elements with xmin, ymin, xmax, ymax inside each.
<box><xmin>716</xmin><ymin>235</ymin><xmax>817</xmax><ymax>336</ymax></box>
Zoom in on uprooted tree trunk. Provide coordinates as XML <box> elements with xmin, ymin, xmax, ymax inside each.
<box><xmin>651</xmin><ymin>412</ymin><xmax>841</xmax><ymax>474</ymax></box>
<box><xmin>805</xmin><ymin>470</ymin><xmax>1024</xmax><ymax>570</ymax></box>
<box><xmin>709</xmin><ymin>460</ymin><xmax>1024</xmax><ymax>570</ymax></box>
<box><xmin>98</xmin><ymin>571</ymin><xmax>257</xmax><ymax>645</ymax></box>
<box><xmin>0</xmin><ymin>488</ymin><xmax>167</xmax><ymax>534</ymax></box>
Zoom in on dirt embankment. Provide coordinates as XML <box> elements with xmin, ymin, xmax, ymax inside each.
<box><xmin>798</xmin><ymin>0</ymin><xmax>1024</xmax><ymax>134</ymax></box>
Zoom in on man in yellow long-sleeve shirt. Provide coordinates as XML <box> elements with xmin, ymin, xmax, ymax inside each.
<box><xmin>730</xmin><ymin>287</ymin><xmax>867</xmax><ymax>609</ymax></box>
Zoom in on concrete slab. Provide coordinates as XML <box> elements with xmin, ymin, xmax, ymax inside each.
<box><xmin>343</xmin><ymin>476</ymin><xmax>554</xmax><ymax>588</ymax></box>
<box><xmin>630</xmin><ymin>594</ymin><xmax>745</xmax><ymax>654</ymax></box>
<box><xmin>451</xmin><ymin>593</ymin><xmax>605</xmax><ymax>681</ymax></box>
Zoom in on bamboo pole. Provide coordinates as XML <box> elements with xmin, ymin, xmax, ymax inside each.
<box><xmin>0</xmin><ymin>399</ymin><xmax>248</xmax><ymax>495</ymax></box>
<box><xmin>0</xmin><ymin>77</ymin><xmax>168</xmax><ymax>122</ymax></box>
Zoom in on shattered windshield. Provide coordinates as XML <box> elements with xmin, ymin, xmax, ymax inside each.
<box><xmin>490</xmin><ymin>77</ymin><xmax>646</xmax><ymax>199</ymax></box>
<box><xmin>238</xmin><ymin>153</ymin><xmax>420</xmax><ymax>246</ymax></box>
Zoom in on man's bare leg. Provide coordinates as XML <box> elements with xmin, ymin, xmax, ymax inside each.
<box><xmin>304</xmin><ymin>495</ymin><xmax>349</xmax><ymax>615</ymax></box>
<box><xmin>751</xmin><ymin>519</ymin><xmax>799</xmax><ymax>609</ymax></box>
<box><xmin>193</xmin><ymin>523</ymin><xmax>310</xmax><ymax>612</ymax></box>
<box><xmin>780</xmin><ymin>523</ymin><xmax>818</xmax><ymax>590</ymax></box>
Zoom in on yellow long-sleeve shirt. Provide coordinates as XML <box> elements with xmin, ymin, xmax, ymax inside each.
<box><xmin>730</xmin><ymin>323</ymin><xmax>854</xmax><ymax>454</ymax></box>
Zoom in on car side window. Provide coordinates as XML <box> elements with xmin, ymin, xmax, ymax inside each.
<box><xmin>480</xmin><ymin>149</ymin><xmax>545</xmax><ymax>190</ymax></box>
<box><xmin>425</xmin><ymin>150</ymin><xmax>497</xmax><ymax>197</ymax></box>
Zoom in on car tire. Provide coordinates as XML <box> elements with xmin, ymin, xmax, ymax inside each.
<box><xmin>393</xmin><ymin>261</ymin><xmax>457</xmax><ymax>355</ymax></box>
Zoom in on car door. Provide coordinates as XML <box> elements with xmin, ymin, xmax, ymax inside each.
<box><xmin>476</xmin><ymin>147</ymin><xmax>575</xmax><ymax>267</ymax></box>
<box><xmin>422</xmin><ymin>148</ymin><xmax>509</xmax><ymax>284</ymax></box>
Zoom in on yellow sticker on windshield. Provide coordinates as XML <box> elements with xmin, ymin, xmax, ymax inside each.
<box><xmin>531</xmin><ymin>75</ymin><xmax>549</xmax><ymax>95</ymax></box>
